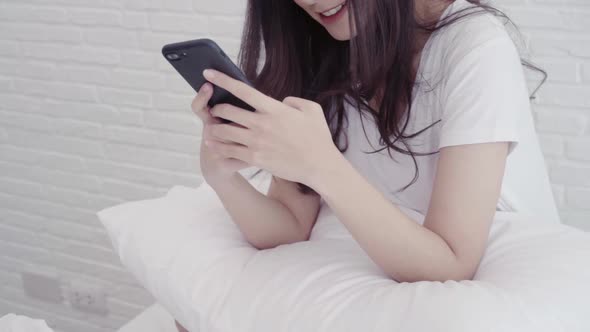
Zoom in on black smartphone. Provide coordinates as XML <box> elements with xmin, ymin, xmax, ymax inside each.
<box><xmin>162</xmin><ymin>38</ymin><xmax>255</xmax><ymax>124</ymax></box>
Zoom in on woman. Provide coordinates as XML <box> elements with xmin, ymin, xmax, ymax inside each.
<box><xmin>177</xmin><ymin>0</ymin><xmax>556</xmax><ymax>330</ymax></box>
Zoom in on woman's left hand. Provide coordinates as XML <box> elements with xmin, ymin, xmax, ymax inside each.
<box><xmin>202</xmin><ymin>68</ymin><xmax>340</xmax><ymax>187</ymax></box>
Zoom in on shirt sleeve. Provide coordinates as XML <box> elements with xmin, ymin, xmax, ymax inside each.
<box><xmin>438</xmin><ymin>33</ymin><xmax>530</xmax><ymax>156</ymax></box>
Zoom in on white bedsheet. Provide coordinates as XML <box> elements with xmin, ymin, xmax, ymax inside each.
<box><xmin>99</xmin><ymin>171</ymin><xmax>590</xmax><ymax>332</ymax></box>
<box><xmin>117</xmin><ymin>304</ymin><xmax>177</xmax><ymax>332</ymax></box>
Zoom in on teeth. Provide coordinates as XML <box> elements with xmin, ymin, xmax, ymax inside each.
<box><xmin>322</xmin><ymin>4</ymin><xmax>343</xmax><ymax>17</ymax></box>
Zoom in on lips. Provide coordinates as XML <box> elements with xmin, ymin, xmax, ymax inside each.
<box><xmin>318</xmin><ymin>1</ymin><xmax>347</xmax><ymax>24</ymax></box>
<box><xmin>320</xmin><ymin>2</ymin><xmax>346</xmax><ymax>17</ymax></box>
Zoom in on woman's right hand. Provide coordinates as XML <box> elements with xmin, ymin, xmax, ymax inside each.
<box><xmin>191</xmin><ymin>83</ymin><xmax>251</xmax><ymax>185</ymax></box>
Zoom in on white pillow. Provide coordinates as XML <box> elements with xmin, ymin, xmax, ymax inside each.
<box><xmin>0</xmin><ymin>314</ymin><xmax>54</xmax><ymax>332</ymax></box>
<box><xmin>117</xmin><ymin>303</ymin><xmax>177</xmax><ymax>332</ymax></box>
<box><xmin>98</xmin><ymin>170</ymin><xmax>590</xmax><ymax>332</ymax></box>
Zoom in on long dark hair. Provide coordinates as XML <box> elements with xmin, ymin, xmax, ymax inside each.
<box><xmin>240</xmin><ymin>0</ymin><xmax>546</xmax><ymax>195</ymax></box>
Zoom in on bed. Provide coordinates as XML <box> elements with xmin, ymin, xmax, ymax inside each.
<box><xmin>99</xmin><ymin>170</ymin><xmax>590</xmax><ymax>332</ymax></box>
<box><xmin>118</xmin><ymin>303</ymin><xmax>177</xmax><ymax>332</ymax></box>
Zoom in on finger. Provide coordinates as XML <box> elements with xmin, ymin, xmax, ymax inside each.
<box><xmin>210</xmin><ymin>103</ymin><xmax>259</xmax><ymax>129</ymax></box>
<box><xmin>203</xmin><ymin>69</ymin><xmax>284</xmax><ymax>114</ymax></box>
<box><xmin>203</xmin><ymin>122</ymin><xmax>229</xmax><ymax>144</ymax></box>
<box><xmin>204</xmin><ymin>107</ymin><xmax>223</xmax><ymax>126</ymax></box>
<box><xmin>209</xmin><ymin>123</ymin><xmax>254</xmax><ymax>147</ymax></box>
<box><xmin>199</xmin><ymin>106</ymin><xmax>223</xmax><ymax>127</ymax></box>
<box><xmin>282</xmin><ymin>96</ymin><xmax>322</xmax><ymax>113</ymax></box>
<box><xmin>191</xmin><ymin>83</ymin><xmax>213</xmax><ymax>121</ymax></box>
<box><xmin>205</xmin><ymin>140</ymin><xmax>253</xmax><ymax>164</ymax></box>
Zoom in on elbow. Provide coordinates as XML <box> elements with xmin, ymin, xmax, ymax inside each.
<box><xmin>248</xmin><ymin>228</ymin><xmax>310</xmax><ymax>251</ymax></box>
<box><xmin>388</xmin><ymin>260</ymin><xmax>478</xmax><ymax>283</ymax></box>
<box><xmin>249</xmin><ymin>239</ymin><xmax>280</xmax><ymax>251</ymax></box>
<box><xmin>460</xmin><ymin>264</ymin><xmax>478</xmax><ymax>281</ymax></box>
<box><xmin>249</xmin><ymin>240</ymin><xmax>272</xmax><ymax>251</ymax></box>
<box><xmin>244</xmin><ymin>233</ymin><xmax>278</xmax><ymax>250</ymax></box>
<box><xmin>247</xmin><ymin>236</ymin><xmax>284</xmax><ymax>250</ymax></box>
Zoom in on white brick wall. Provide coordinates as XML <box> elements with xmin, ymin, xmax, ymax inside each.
<box><xmin>0</xmin><ymin>0</ymin><xmax>588</xmax><ymax>331</ymax></box>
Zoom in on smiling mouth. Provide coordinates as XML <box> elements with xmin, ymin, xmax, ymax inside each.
<box><xmin>319</xmin><ymin>1</ymin><xmax>346</xmax><ymax>17</ymax></box>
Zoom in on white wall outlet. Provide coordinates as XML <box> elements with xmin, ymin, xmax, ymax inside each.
<box><xmin>67</xmin><ymin>282</ymin><xmax>108</xmax><ymax>316</ymax></box>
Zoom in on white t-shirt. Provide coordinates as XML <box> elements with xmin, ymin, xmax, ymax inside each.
<box><xmin>327</xmin><ymin>0</ymin><xmax>560</xmax><ymax>225</ymax></box>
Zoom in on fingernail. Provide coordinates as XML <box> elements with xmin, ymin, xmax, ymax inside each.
<box><xmin>205</xmin><ymin>140</ymin><xmax>211</xmax><ymax>146</ymax></box>
<box><xmin>203</xmin><ymin>69</ymin><xmax>215</xmax><ymax>79</ymax></box>
<box><xmin>201</xmin><ymin>83</ymin><xmax>210</xmax><ymax>92</ymax></box>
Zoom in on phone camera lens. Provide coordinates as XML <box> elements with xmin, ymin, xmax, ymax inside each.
<box><xmin>166</xmin><ymin>53</ymin><xmax>180</xmax><ymax>61</ymax></box>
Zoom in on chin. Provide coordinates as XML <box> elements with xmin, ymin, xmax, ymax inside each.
<box><xmin>329</xmin><ymin>32</ymin><xmax>351</xmax><ymax>41</ymax></box>
<box><xmin>322</xmin><ymin>20</ymin><xmax>355</xmax><ymax>41</ymax></box>
<box><xmin>326</xmin><ymin>28</ymin><xmax>352</xmax><ymax>41</ymax></box>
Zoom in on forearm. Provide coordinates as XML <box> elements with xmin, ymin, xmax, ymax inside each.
<box><xmin>208</xmin><ymin>172</ymin><xmax>305</xmax><ymax>250</ymax></box>
<box><xmin>310</xmin><ymin>153</ymin><xmax>466</xmax><ymax>282</ymax></box>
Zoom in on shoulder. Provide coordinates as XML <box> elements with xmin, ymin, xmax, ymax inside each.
<box><xmin>432</xmin><ymin>4</ymin><xmax>531</xmax><ymax>136</ymax></box>
<box><xmin>434</xmin><ymin>2</ymin><xmax>519</xmax><ymax>65</ymax></box>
